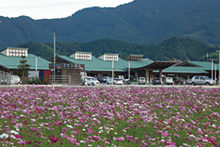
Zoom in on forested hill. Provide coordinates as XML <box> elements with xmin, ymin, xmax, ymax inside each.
<box><xmin>1</xmin><ymin>0</ymin><xmax>220</xmax><ymax>50</ymax></box>
<box><xmin>16</xmin><ymin>37</ymin><xmax>219</xmax><ymax>61</ymax></box>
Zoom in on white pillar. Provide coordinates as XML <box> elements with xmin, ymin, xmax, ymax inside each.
<box><xmin>159</xmin><ymin>70</ymin><xmax>163</xmax><ymax>82</ymax></box>
<box><xmin>214</xmin><ymin>64</ymin><xmax>217</xmax><ymax>82</ymax></box>
<box><xmin>112</xmin><ymin>56</ymin><xmax>114</xmax><ymax>85</ymax></box>
<box><xmin>135</xmin><ymin>71</ymin><xmax>138</xmax><ymax>81</ymax></box>
<box><xmin>211</xmin><ymin>61</ymin><xmax>213</xmax><ymax>80</ymax></box>
<box><xmin>146</xmin><ymin>70</ymin><xmax>149</xmax><ymax>83</ymax></box>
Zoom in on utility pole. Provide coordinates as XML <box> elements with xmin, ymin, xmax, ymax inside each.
<box><xmin>128</xmin><ymin>62</ymin><xmax>130</xmax><ymax>80</ymax></box>
<box><xmin>35</xmin><ymin>57</ymin><xmax>38</xmax><ymax>72</ymax></box>
<box><xmin>53</xmin><ymin>33</ymin><xmax>56</xmax><ymax>84</ymax></box>
<box><xmin>112</xmin><ymin>55</ymin><xmax>114</xmax><ymax>85</ymax></box>
<box><xmin>217</xmin><ymin>50</ymin><xmax>220</xmax><ymax>85</ymax></box>
<box><xmin>207</xmin><ymin>53</ymin><xmax>209</xmax><ymax>61</ymax></box>
<box><xmin>208</xmin><ymin>59</ymin><xmax>217</xmax><ymax>80</ymax></box>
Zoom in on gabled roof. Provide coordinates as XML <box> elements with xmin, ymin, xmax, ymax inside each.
<box><xmin>57</xmin><ymin>55</ymin><xmax>153</xmax><ymax>72</ymax></box>
<box><xmin>154</xmin><ymin>66</ymin><xmax>208</xmax><ymax>74</ymax></box>
<box><xmin>188</xmin><ymin>61</ymin><xmax>217</xmax><ymax>71</ymax></box>
<box><xmin>1</xmin><ymin>47</ymin><xmax>29</xmax><ymax>51</ymax></box>
<box><xmin>131</xmin><ymin>61</ymin><xmax>176</xmax><ymax>70</ymax></box>
<box><xmin>176</xmin><ymin>61</ymin><xmax>219</xmax><ymax>71</ymax></box>
<box><xmin>0</xmin><ymin>53</ymin><xmax>51</xmax><ymax>70</ymax></box>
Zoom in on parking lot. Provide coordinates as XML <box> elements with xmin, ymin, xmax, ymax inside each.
<box><xmin>1</xmin><ymin>83</ymin><xmax>219</xmax><ymax>89</ymax></box>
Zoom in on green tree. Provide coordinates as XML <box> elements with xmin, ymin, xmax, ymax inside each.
<box><xmin>17</xmin><ymin>56</ymin><xmax>31</xmax><ymax>83</ymax></box>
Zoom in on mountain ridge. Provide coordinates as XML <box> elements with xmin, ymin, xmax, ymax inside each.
<box><xmin>1</xmin><ymin>0</ymin><xmax>220</xmax><ymax>50</ymax></box>
<box><xmin>16</xmin><ymin>37</ymin><xmax>219</xmax><ymax>62</ymax></box>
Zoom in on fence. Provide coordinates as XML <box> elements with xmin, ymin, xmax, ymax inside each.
<box><xmin>0</xmin><ymin>70</ymin><xmax>11</xmax><ymax>85</ymax></box>
<box><xmin>50</xmin><ymin>75</ymin><xmax>71</xmax><ymax>85</ymax></box>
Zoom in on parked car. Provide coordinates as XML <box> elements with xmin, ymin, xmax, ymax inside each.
<box><xmin>173</xmin><ymin>78</ymin><xmax>183</xmax><ymax>84</ymax></box>
<box><xmin>86</xmin><ymin>77</ymin><xmax>100</xmax><ymax>86</ymax></box>
<box><xmin>165</xmin><ymin>77</ymin><xmax>174</xmax><ymax>85</ymax></box>
<box><xmin>152</xmin><ymin>78</ymin><xmax>161</xmax><ymax>85</ymax></box>
<box><xmin>1</xmin><ymin>75</ymin><xmax>21</xmax><ymax>85</ymax></box>
<box><xmin>96</xmin><ymin>76</ymin><xmax>107</xmax><ymax>83</ymax></box>
<box><xmin>125</xmin><ymin>75</ymin><xmax>135</xmax><ymax>81</ymax></box>
<box><xmin>106</xmin><ymin>78</ymin><xmax>123</xmax><ymax>85</ymax></box>
<box><xmin>138</xmin><ymin>77</ymin><xmax>146</xmax><ymax>85</ymax></box>
<box><xmin>187</xmin><ymin>76</ymin><xmax>215</xmax><ymax>86</ymax></box>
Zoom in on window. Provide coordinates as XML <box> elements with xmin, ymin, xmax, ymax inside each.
<box><xmin>76</xmin><ymin>53</ymin><xmax>91</xmax><ymax>60</ymax></box>
<box><xmin>200</xmin><ymin>77</ymin><xmax>205</xmax><ymax>80</ymax></box>
<box><xmin>194</xmin><ymin>77</ymin><xmax>199</xmax><ymax>80</ymax></box>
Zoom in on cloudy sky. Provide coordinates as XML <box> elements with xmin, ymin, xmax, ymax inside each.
<box><xmin>0</xmin><ymin>0</ymin><xmax>133</xmax><ymax>20</ymax></box>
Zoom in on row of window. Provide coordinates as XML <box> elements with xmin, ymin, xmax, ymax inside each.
<box><xmin>76</xmin><ymin>57</ymin><xmax>91</xmax><ymax>60</ymax></box>
<box><xmin>76</xmin><ymin>53</ymin><xmax>91</xmax><ymax>60</ymax></box>
<box><xmin>9</xmin><ymin>50</ymin><xmax>26</xmax><ymax>53</ymax></box>
<box><xmin>77</xmin><ymin>53</ymin><xmax>90</xmax><ymax>57</ymax></box>
<box><xmin>9</xmin><ymin>53</ymin><xmax>26</xmax><ymax>56</ymax></box>
<box><xmin>105</xmin><ymin>55</ymin><xmax>118</xmax><ymax>61</ymax></box>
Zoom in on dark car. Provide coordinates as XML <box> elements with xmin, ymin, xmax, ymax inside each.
<box><xmin>125</xmin><ymin>75</ymin><xmax>135</xmax><ymax>81</ymax></box>
<box><xmin>173</xmin><ymin>78</ymin><xmax>183</xmax><ymax>84</ymax></box>
<box><xmin>96</xmin><ymin>76</ymin><xmax>107</xmax><ymax>83</ymax></box>
<box><xmin>152</xmin><ymin>78</ymin><xmax>161</xmax><ymax>85</ymax></box>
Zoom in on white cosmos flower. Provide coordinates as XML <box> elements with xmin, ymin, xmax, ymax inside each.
<box><xmin>0</xmin><ymin>133</ymin><xmax>9</xmax><ymax>138</ymax></box>
<box><xmin>10</xmin><ymin>130</ymin><xmax>19</xmax><ymax>135</ymax></box>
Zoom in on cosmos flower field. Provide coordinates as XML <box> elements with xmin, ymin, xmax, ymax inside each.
<box><xmin>0</xmin><ymin>86</ymin><xmax>219</xmax><ymax>147</ymax></box>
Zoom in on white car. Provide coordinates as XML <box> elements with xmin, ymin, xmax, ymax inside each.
<box><xmin>86</xmin><ymin>77</ymin><xmax>100</xmax><ymax>86</ymax></box>
<box><xmin>165</xmin><ymin>77</ymin><xmax>174</xmax><ymax>85</ymax></box>
<box><xmin>10</xmin><ymin>75</ymin><xmax>22</xmax><ymax>84</ymax></box>
<box><xmin>107</xmin><ymin>78</ymin><xmax>123</xmax><ymax>85</ymax></box>
<box><xmin>1</xmin><ymin>75</ymin><xmax>21</xmax><ymax>85</ymax></box>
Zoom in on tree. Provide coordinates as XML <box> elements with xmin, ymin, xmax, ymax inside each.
<box><xmin>17</xmin><ymin>56</ymin><xmax>31</xmax><ymax>83</ymax></box>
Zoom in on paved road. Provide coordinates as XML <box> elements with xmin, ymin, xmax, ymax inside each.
<box><xmin>0</xmin><ymin>84</ymin><xmax>219</xmax><ymax>89</ymax></box>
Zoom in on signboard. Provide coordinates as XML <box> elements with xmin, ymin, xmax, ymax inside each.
<box><xmin>49</xmin><ymin>63</ymin><xmax>84</xmax><ymax>69</ymax></box>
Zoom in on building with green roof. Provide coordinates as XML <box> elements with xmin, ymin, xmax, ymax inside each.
<box><xmin>153</xmin><ymin>61</ymin><xmax>219</xmax><ymax>81</ymax></box>
<box><xmin>52</xmin><ymin>52</ymin><xmax>176</xmax><ymax>83</ymax></box>
<box><xmin>0</xmin><ymin>47</ymin><xmax>51</xmax><ymax>75</ymax></box>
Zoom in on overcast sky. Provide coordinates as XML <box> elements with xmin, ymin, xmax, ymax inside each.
<box><xmin>0</xmin><ymin>0</ymin><xmax>133</xmax><ymax>20</ymax></box>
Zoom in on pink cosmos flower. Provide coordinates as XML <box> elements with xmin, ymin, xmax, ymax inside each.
<box><xmin>113</xmin><ymin>137</ymin><xmax>118</xmax><ymax>141</ymax></box>
<box><xmin>118</xmin><ymin>137</ymin><xmax>125</xmax><ymax>141</ymax></box>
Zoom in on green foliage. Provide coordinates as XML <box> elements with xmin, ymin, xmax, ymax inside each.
<box><xmin>28</xmin><ymin>77</ymin><xmax>42</xmax><ymax>84</ymax></box>
<box><xmin>17</xmin><ymin>56</ymin><xmax>31</xmax><ymax>83</ymax></box>
<box><xmin>17</xmin><ymin>37</ymin><xmax>218</xmax><ymax>61</ymax></box>
<box><xmin>200</xmin><ymin>52</ymin><xmax>220</xmax><ymax>63</ymax></box>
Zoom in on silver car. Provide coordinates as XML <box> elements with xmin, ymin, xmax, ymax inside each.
<box><xmin>138</xmin><ymin>77</ymin><xmax>146</xmax><ymax>85</ymax></box>
<box><xmin>189</xmin><ymin>76</ymin><xmax>215</xmax><ymax>85</ymax></box>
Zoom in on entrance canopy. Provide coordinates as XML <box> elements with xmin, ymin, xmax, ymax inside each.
<box><xmin>131</xmin><ymin>61</ymin><xmax>177</xmax><ymax>71</ymax></box>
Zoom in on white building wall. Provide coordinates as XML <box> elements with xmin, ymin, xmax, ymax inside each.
<box><xmin>69</xmin><ymin>53</ymin><xmax>76</xmax><ymax>59</ymax></box>
<box><xmin>0</xmin><ymin>49</ymin><xmax>7</xmax><ymax>56</ymax></box>
<box><xmin>28</xmin><ymin>71</ymin><xmax>39</xmax><ymax>78</ymax></box>
<box><xmin>98</xmin><ymin>55</ymin><xmax>105</xmax><ymax>60</ymax></box>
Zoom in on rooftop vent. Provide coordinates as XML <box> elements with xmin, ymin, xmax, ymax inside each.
<box><xmin>69</xmin><ymin>51</ymin><xmax>92</xmax><ymax>60</ymax></box>
<box><xmin>98</xmin><ymin>53</ymin><xmax>119</xmax><ymax>61</ymax></box>
<box><xmin>124</xmin><ymin>54</ymin><xmax>143</xmax><ymax>62</ymax></box>
<box><xmin>1</xmin><ymin>47</ymin><xmax>28</xmax><ymax>57</ymax></box>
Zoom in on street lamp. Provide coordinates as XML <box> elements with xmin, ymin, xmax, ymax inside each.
<box><xmin>208</xmin><ymin>59</ymin><xmax>217</xmax><ymax>80</ymax></box>
<box><xmin>217</xmin><ymin>50</ymin><xmax>220</xmax><ymax>85</ymax></box>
